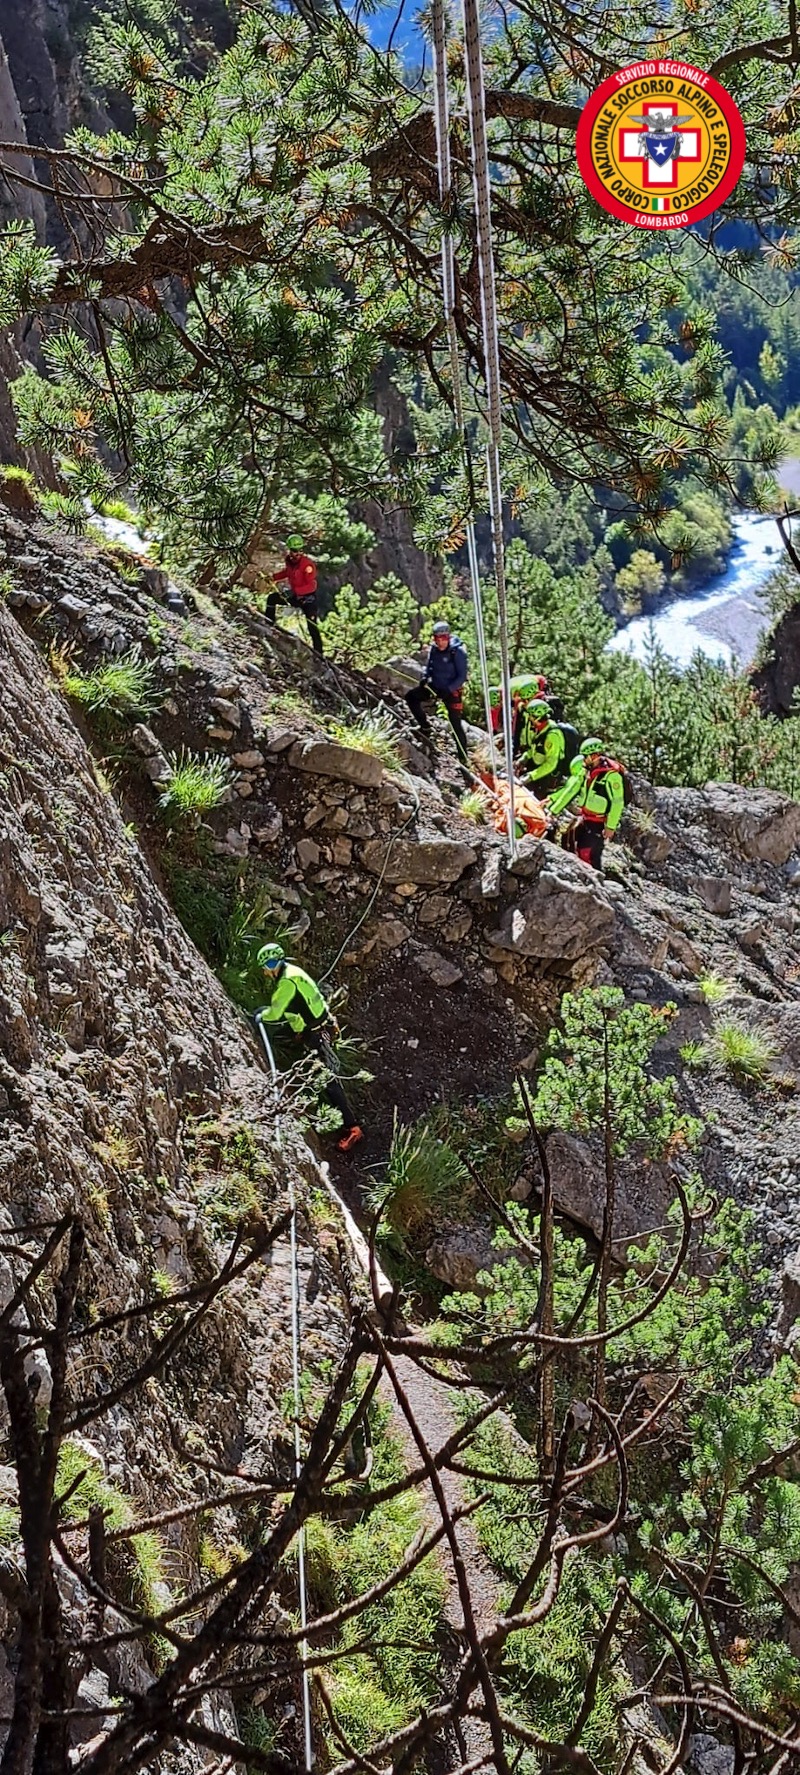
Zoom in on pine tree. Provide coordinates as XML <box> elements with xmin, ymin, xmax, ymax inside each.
<box><xmin>0</xmin><ymin>0</ymin><xmax>792</xmax><ymax>568</ymax></box>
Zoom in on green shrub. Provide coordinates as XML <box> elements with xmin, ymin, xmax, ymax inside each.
<box><xmin>150</xmin><ymin>1267</ymin><xmax>174</xmax><ymax>1298</ymax></box>
<box><xmin>60</xmin><ymin>645</ymin><xmax>158</xmax><ymax>717</ymax></box>
<box><xmin>367</xmin><ymin>1113</ymin><xmax>470</xmax><ymax>1243</ymax></box>
<box><xmin>163</xmin><ymin>860</ymin><xmax>292</xmax><ymax>1012</ymax></box>
<box><xmin>703</xmin><ymin>1018</ymin><xmax>778</xmax><ymax>1084</ymax></box>
<box><xmin>159</xmin><ymin>748</ymin><xmax>232</xmax><ymax>816</ymax></box>
<box><xmin>187</xmin><ymin>1117</ymin><xmax>270</xmax><ymax>1233</ymax></box>
<box><xmin>329</xmin><ymin>711</ymin><xmax>401</xmax><ymax>771</ymax></box>
<box><xmin>239</xmin><ymin>1711</ymin><xmax>278</xmax><ymax>1755</ymax></box>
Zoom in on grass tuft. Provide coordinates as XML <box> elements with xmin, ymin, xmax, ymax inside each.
<box><xmin>367</xmin><ymin>1113</ymin><xmax>470</xmax><ymax>1243</ymax></box>
<box><xmin>159</xmin><ymin>748</ymin><xmax>232</xmax><ymax>816</ymax></box>
<box><xmin>100</xmin><ymin>497</ymin><xmax>140</xmax><ymax>526</ymax></box>
<box><xmin>59</xmin><ymin>645</ymin><xmax>158</xmax><ymax>718</ymax></box>
<box><xmin>459</xmin><ymin>788</ymin><xmax>488</xmax><ymax>825</ymax></box>
<box><xmin>703</xmin><ymin>1018</ymin><xmax>777</xmax><ymax>1085</ymax></box>
<box><xmin>57</xmin><ymin>1439</ymin><xmax>166</xmax><ymax>1613</ymax></box>
<box><xmin>37</xmin><ymin>489</ymin><xmax>88</xmax><ymax>533</ymax></box>
<box><xmin>697</xmin><ymin>970</ymin><xmax>732</xmax><ymax>1005</ymax></box>
<box><xmin>679</xmin><ymin>1040</ymin><xmax>707</xmax><ymax>1069</ymax></box>
<box><xmin>306</xmin><ymin>1401</ymin><xmax>446</xmax><ymax>1757</ymax></box>
<box><xmin>329</xmin><ymin>712</ymin><xmax>401</xmax><ymax>771</ymax></box>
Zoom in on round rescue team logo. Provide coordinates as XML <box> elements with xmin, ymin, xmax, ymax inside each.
<box><xmin>576</xmin><ymin>61</ymin><xmax>745</xmax><ymax>230</ymax></box>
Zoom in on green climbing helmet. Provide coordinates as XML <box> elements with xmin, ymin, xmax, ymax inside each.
<box><xmin>526</xmin><ymin>699</ymin><xmax>551</xmax><ymax>729</ymax></box>
<box><xmin>579</xmin><ymin>737</ymin><xmax>605</xmax><ymax>757</ymax></box>
<box><xmin>286</xmin><ymin>534</ymin><xmax>304</xmax><ymax>553</ymax></box>
<box><xmin>510</xmin><ymin>673</ymin><xmax>545</xmax><ymax>700</ymax></box>
<box><xmin>258</xmin><ymin>942</ymin><xmax>285</xmax><ymax>971</ymax></box>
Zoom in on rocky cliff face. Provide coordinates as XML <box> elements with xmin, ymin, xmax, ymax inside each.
<box><xmin>4</xmin><ymin>495</ymin><xmax>800</xmax><ymax>1303</ymax></box>
<box><xmin>0</xmin><ymin>535</ymin><xmax>353</xmax><ymax>1755</ymax></box>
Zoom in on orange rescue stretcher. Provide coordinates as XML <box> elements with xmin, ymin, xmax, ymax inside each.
<box><xmin>476</xmin><ymin>772</ymin><xmax>549</xmax><ymax>839</ymax></box>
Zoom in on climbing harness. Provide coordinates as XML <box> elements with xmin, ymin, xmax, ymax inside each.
<box><xmin>430</xmin><ymin>0</ymin><xmax>497</xmax><ymax>780</ymax></box>
<box><xmin>459</xmin><ymin>0</ymin><xmax>517</xmax><ymax>855</ymax></box>
<box><xmin>256</xmin><ymin>1023</ymin><xmax>314</xmax><ymax>1772</ymax></box>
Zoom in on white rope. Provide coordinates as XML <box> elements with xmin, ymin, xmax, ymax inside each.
<box><xmin>460</xmin><ymin>0</ymin><xmax>517</xmax><ymax>855</ymax></box>
<box><xmin>257</xmin><ymin>1023</ymin><xmax>314</xmax><ymax>1772</ymax></box>
<box><xmin>430</xmin><ymin>0</ymin><xmax>497</xmax><ymax>778</ymax></box>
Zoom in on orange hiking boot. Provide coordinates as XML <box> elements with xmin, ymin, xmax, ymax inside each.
<box><xmin>337</xmin><ymin>1126</ymin><xmax>363</xmax><ymax>1153</ymax></box>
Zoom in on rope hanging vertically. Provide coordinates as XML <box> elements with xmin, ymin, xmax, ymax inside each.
<box><xmin>257</xmin><ymin>1023</ymin><xmax>314</xmax><ymax>1772</ymax></box>
<box><xmin>460</xmin><ymin>0</ymin><xmax>517</xmax><ymax>853</ymax></box>
<box><xmin>430</xmin><ymin>0</ymin><xmax>497</xmax><ymax>778</ymax></box>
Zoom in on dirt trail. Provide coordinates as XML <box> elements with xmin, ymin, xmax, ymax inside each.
<box><xmin>387</xmin><ymin>1352</ymin><xmax>500</xmax><ymax>1772</ymax></box>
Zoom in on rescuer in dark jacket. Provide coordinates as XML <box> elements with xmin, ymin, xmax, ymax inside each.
<box><xmin>405</xmin><ymin>622</ymin><xmax>469</xmax><ymax>763</ymax></box>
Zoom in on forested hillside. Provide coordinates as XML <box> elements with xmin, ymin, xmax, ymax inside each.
<box><xmin>3</xmin><ymin>2</ymin><xmax>800</xmax><ymax>1773</ymax></box>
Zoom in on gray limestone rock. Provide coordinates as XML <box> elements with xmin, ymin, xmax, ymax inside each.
<box><xmin>289</xmin><ymin>738</ymin><xmax>384</xmax><ymax>788</ymax></box>
<box><xmin>480</xmin><ymin>849</ymin><xmax>503</xmax><ymax>897</ymax></box>
<box><xmin>688</xmin><ymin>1735</ymin><xmax>734</xmax><ymax>1775</ymax></box>
<box><xmin>545</xmin><ymin>1129</ymin><xmax>673</xmax><ymax>1243</ymax></box>
<box><xmin>695</xmin><ymin>874</ymin><xmax>732</xmax><ymax>916</ymax></box>
<box><xmin>253</xmin><ymin>805</ymin><xmax>283</xmax><ymax>844</ymax></box>
<box><xmin>415</xmin><ymin>948</ymin><xmax>463</xmax><ymax>988</ymax></box>
<box><xmin>296</xmin><ymin>836</ymin><xmax>321</xmax><ymax>869</ymax></box>
<box><xmin>418</xmin><ymin>895</ymin><xmax>451</xmax><ymax>925</ymax></box>
<box><xmin>425</xmin><ymin>1225</ymin><xmax>502</xmax><ymax>1290</ymax></box>
<box><xmin>144</xmin><ymin>754</ymin><xmax>170</xmax><ymax>785</ymax></box>
<box><xmin>701</xmin><ymin>783</ymin><xmax>800</xmax><ymax>865</ymax></box>
<box><xmin>373</xmin><ymin>918</ymin><xmax>410</xmax><ymax>949</ymax></box>
<box><xmin>130</xmin><ymin>723</ymin><xmax>162</xmax><ymax>758</ymax></box>
<box><xmin>55</xmin><ymin>592</ymin><xmax>90</xmax><ymax>620</ymax></box>
<box><xmin>361</xmin><ymin>836</ymin><xmax>476</xmax><ymax>886</ymax></box>
<box><xmin>779</xmin><ymin>1250</ymin><xmax>800</xmax><ymax>1345</ymax></box>
<box><xmin>489</xmin><ymin>849</ymin><xmax>614</xmax><ymax>961</ymax></box>
<box><xmin>210</xmin><ymin>696</ymin><xmax>242</xmax><ymax>728</ymax></box>
<box><xmin>263</xmin><ymin>725</ymin><xmax>296</xmax><ymax>752</ymax></box>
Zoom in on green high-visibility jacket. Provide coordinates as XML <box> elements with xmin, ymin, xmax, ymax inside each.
<box><xmin>548</xmin><ymin>759</ymin><xmax>625</xmax><ymax>832</ymax></box>
<box><xmin>258</xmin><ymin>964</ymin><xmax>328</xmax><ymax>1036</ymax></box>
<box><xmin>523</xmin><ymin>721</ymin><xmax>565</xmax><ymax>782</ymax></box>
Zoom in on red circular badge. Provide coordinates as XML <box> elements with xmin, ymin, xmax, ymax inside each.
<box><xmin>576</xmin><ymin>61</ymin><xmax>746</xmax><ymax>230</ymax></box>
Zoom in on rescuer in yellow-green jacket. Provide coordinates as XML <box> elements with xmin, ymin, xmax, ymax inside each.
<box><xmin>254</xmin><ymin>943</ymin><xmax>363</xmax><ymax>1151</ymax></box>
<box><xmin>518</xmin><ymin>700</ymin><xmax>570</xmax><ymax>796</ymax></box>
<box><xmin>546</xmin><ymin>738</ymin><xmax>627</xmax><ymax>872</ymax></box>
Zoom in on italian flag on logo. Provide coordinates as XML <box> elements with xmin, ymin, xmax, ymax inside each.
<box><xmin>651</xmin><ymin>196</ymin><xmax>670</xmax><ymax>212</ymax></box>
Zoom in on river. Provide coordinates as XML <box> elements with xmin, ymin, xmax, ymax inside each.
<box><xmin>608</xmin><ymin>509</ymin><xmax>782</xmax><ymax>669</ymax></box>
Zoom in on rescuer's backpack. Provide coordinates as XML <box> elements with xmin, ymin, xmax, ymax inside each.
<box><xmin>553</xmin><ymin>722</ymin><xmax>580</xmax><ymax>767</ymax></box>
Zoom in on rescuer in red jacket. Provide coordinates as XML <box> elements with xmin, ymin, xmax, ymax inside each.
<box><xmin>265</xmin><ymin>535</ymin><xmax>323</xmax><ymax>656</ymax></box>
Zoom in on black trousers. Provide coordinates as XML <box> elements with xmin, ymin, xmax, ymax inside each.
<box><xmin>305</xmin><ymin>1030</ymin><xmax>357</xmax><ymax>1130</ymax></box>
<box><xmin>406</xmin><ymin>683</ymin><xmax>469</xmax><ymax>763</ymax></box>
<box><xmin>562</xmin><ymin>817</ymin><xmax>604</xmax><ymax>871</ymax></box>
<box><xmin>265</xmin><ymin>588</ymin><xmax>323</xmax><ymax>657</ymax></box>
<box><xmin>264</xmin><ymin>1022</ymin><xmax>357</xmax><ymax>1129</ymax></box>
